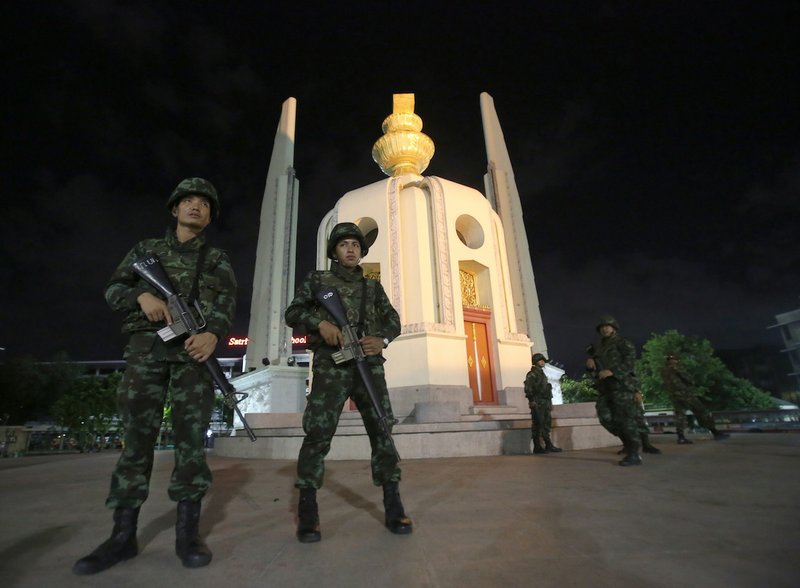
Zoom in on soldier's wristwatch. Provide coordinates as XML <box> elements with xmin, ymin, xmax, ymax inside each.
<box><xmin>382</xmin><ymin>337</ymin><xmax>390</xmax><ymax>348</ymax></box>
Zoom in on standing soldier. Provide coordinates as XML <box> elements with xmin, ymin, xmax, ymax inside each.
<box><xmin>585</xmin><ymin>315</ymin><xmax>642</xmax><ymax>466</ymax></box>
<box><xmin>73</xmin><ymin>178</ymin><xmax>237</xmax><ymax>575</ymax></box>
<box><xmin>661</xmin><ymin>353</ymin><xmax>730</xmax><ymax>443</ymax></box>
<box><xmin>285</xmin><ymin>222</ymin><xmax>411</xmax><ymax>543</ymax></box>
<box><xmin>524</xmin><ymin>353</ymin><xmax>561</xmax><ymax>454</ymax></box>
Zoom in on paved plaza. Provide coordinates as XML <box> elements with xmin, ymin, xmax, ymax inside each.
<box><xmin>1</xmin><ymin>432</ymin><xmax>798</xmax><ymax>587</ymax></box>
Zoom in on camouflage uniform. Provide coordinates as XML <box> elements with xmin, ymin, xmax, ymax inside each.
<box><xmin>286</xmin><ymin>261</ymin><xmax>401</xmax><ymax>489</ymax></box>
<box><xmin>597</xmin><ymin>390</ymin><xmax>656</xmax><ymax>443</ymax></box>
<box><xmin>524</xmin><ymin>362</ymin><xmax>555</xmax><ymax>451</ymax></box>
<box><xmin>661</xmin><ymin>363</ymin><xmax>717</xmax><ymax>435</ymax></box>
<box><xmin>592</xmin><ymin>330</ymin><xmax>641</xmax><ymax>456</ymax></box>
<box><xmin>104</xmin><ymin>229</ymin><xmax>237</xmax><ymax>508</ymax></box>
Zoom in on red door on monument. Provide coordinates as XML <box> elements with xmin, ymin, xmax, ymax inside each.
<box><xmin>464</xmin><ymin>308</ymin><xmax>496</xmax><ymax>404</ymax></box>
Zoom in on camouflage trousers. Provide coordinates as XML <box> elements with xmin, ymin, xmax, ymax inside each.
<box><xmin>105</xmin><ymin>352</ymin><xmax>214</xmax><ymax>509</ymax></box>
<box><xmin>529</xmin><ymin>399</ymin><xmax>553</xmax><ymax>442</ymax></box>
<box><xmin>670</xmin><ymin>393</ymin><xmax>716</xmax><ymax>434</ymax></box>
<box><xmin>598</xmin><ymin>397</ymin><xmax>650</xmax><ymax>438</ymax></box>
<box><xmin>595</xmin><ymin>378</ymin><xmax>640</xmax><ymax>452</ymax></box>
<box><xmin>295</xmin><ymin>356</ymin><xmax>400</xmax><ymax>489</ymax></box>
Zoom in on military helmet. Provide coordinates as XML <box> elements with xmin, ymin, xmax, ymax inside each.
<box><xmin>166</xmin><ymin>177</ymin><xmax>220</xmax><ymax>220</ymax></box>
<box><xmin>327</xmin><ymin>222</ymin><xmax>368</xmax><ymax>259</ymax></box>
<box><xmin>596</xmin><ymin>314</ymin><xmax>620</xmax><ymax>332</ymax></box>
<box><xmin>532</xmin><ymin>353</ymin><xmax>548</xmax><ymax>364</ymax></box>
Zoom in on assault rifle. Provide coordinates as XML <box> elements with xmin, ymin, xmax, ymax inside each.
<box><xmin>131</xmin><ymin>254</ymin><xmax>257</xmax><ymax>442</ymax></box>
<box><xmin>585</xmin><ymin>344</ymin><xmax>601</xmax><ymax>377</ymax></box>
<box><xmin>316</xmin><ymin>286</ymin><xmax>400</xmax><ymax>462</ymax></box>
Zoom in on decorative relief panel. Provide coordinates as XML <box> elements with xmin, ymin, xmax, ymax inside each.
<box><xmin>491</xmin><ymin>215</ymin><xmax>514</xmax><ymax>339</ymax></box>
<box><xmin>388</xmin><ymin>177</ymin><xmax>403</xmax><ymax>309</ymax></box>
<box><xmin>402</xmin><ymin>322</ymin><xmax>456</xmax><ymax>334</ymax></box>
<box><xmin>424</xmin><ymin>176</ymin><xmax>455</xmax><ymax>328</ymax></box>
<box><xmin>460</xmin><ymin>269</ymin><xmax>477</xmax><ymax>307</ymax></box>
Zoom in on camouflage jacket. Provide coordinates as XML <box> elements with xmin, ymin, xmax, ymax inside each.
<box><xmin>661</xmin><ymin>365</ymin><xmax>694</xmax><ymax>399</ymax></box>
<box><xmin>105</xmin><ymin>230</ymin><xmax>237</xmax><ymax>344</ymax></box>
<box><xmin>593</xmin><ymin>332</ymin><xmax>638</xmax><ymax>391</ymax></box>
<box><xmin>285</xmin><ymin>262</ymin><xmax>401</xmax><ymax>363</ymax></box>
<box><xmin>524</xmin><ymin>365</ymin><xmax>552</xmax><ymax>401</ymax></box>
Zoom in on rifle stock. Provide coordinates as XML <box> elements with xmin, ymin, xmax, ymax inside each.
<box><xmin>131</xmin><ymin>254</ymin><xmax>256</xmax><ymax>442</ymax></box>
<box><xmin>316</xmin><ymin>286</ymin><xmax>400</xmax><ymax>462</ymax></box>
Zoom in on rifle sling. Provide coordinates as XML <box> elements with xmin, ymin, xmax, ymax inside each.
<box><xmin>357</xmin><ymin>278</ymin><xmax>367</xmax><ymax>337</ymax></box>
<box><xmin>188</xmin><ymin>243</ymin><xmax>208</xmax><ymax>304</ymax></box>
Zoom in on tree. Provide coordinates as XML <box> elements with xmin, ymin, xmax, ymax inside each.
<box><xmin>560</xmin><ymin>374</ymin><xmax>598</xmax><ymax>404</ymax></box>
<box><xmin>51</xmin><ymin>372</ymin><xmax>120</xmax><ymax>451</ymax></box>
<box><xmin>637</xmin><ymin>330</ymin><xmax>774</xmax><ymax>410</ymax></box>
<box><xmin>0</xmin><ymin>353</ymin><xmax>83</xmax><ymax>425</ymax></box>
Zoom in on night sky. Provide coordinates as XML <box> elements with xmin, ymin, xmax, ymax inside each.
<box><xmin>2</xmin><ymin>1</ymin><xmax>799</xmax><ymax>377</ymax></box>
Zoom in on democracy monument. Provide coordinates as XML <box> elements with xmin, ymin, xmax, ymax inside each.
<box><xmin>214</xmin><ymin>93</ymin><xmax>616</xmax><ymax>459</ymax></box>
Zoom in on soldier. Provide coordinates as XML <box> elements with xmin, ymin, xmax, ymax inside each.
<box><xmin>661</xmin><ymin>353</ymin><xmax>730</xmax><ymax>443</ymax></box>
<box><xmin>285</xmin><ymin>222</ymin><xmax>411</xmax><ymax>543</ymax></box>
<box><xmin>524</xmin><ymin>353</ymin><xmax>561</xmax><ymax>454</ymax></box>
<box><xmin>585</xmin><ymin>315</ymin><xmax>643</xmax><ymax>466</ymax></box>
<box><xmin>73</xmin><ymin>178</ymin><xmax>237</xmax><ymax>575</ymax></box>
<box><xmin>586</xmin><ymin>345</ymin><xmax>660</xmax><ymax>454</ymax></box>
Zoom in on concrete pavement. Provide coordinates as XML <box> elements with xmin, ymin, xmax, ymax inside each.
<box><xmin>1</xmin><ymin>432</ymin><xmax>798</xmax><ymax>588</ymax></box>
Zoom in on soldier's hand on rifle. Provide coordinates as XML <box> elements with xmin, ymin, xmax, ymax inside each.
<box><xmin>318</xmin><ymin>320</ymin><xmax>344</xmax><ymax>347</ymax></box>
<box><xmin>598</xmin><ymin>369</ymin><xmax>613</xmax><ymax>380</ymax></box>
<box><xmin>137</xmin><ymin>292</ymin><xmax>173</xmax><ymax>324</ymax></box>
<box><xmin>185</xmin><ymin>332</ymin><xmax>218</xmax><ymax>363</ymax></box>
<box><xmin>585</xmin><ymin>358</ymin><xmax>596</xmax><ymax>371</ymax></box>
<box><xmin>359</xmin><ymin>336</ymin><xmax>384</xmax><ymax>356</ymax></box>
<box><xmin>528</xmin><ymin>400</ymin><xmax>537</xmax><ymax>409</ymax></box>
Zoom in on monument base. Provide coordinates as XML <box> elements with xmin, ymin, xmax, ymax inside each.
<box><xmin>229</xmin><ymin>366</ymin><xmax>307</xmax><ymax>432</ymax></box>
<box><xmin>214</xmin><ymin>401</ymin><xmax>619</xmax><ymax>460</ymax></box>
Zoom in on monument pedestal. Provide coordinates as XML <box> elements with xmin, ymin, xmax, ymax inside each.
<box><xmin>229</xmin><ymin>366</ymin><xmax>307</xmax><ymax>432</ymax></box>
<box><xmin>214</xmin><ymin>401</ymin><xmax>619</xmax><ymax>459</ymax></box>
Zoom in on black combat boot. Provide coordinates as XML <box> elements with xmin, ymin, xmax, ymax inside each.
<box><xmin>619</xmin><ymin>451</ymin><xmax>643</xmax><ymax>466</ymax></box>
<box><xmin>677</xmin><ymin>432</ymin><xmax>693</xmax><ymax>444</ymax></box>
<box><xmin>383</xmin><ymin>481</ymin><xmax>413</xmax><ymax>535</ymax></box>
<box><xmin>175</xmin><ymin>500</ymin><xmax>212</xmax><ymax>568</ymax></box>
<box><xmin>641</xmin><ymin>434</ymin><xmax>662</xmax><ymax>454</ymax></box>
<box><xmin>617</xmin><ymin>438</ymin><xmax>629</xmax><ymax>455</ymax></box>
<box><xmin>544</xmin><ymin>436</ymin><xmax>562</xmax><ymax>453</ymax></box>
<box><xmin>532</xmin><ymin>438</ymin><xmax>547</xmax><ymax>454</ymax></box>
<box><xmin>618</xmin><ymin>437</ymin><xmax>642</xmax><ymax>466</ymax></box>
<box><xmin>296</xmin><ymin>487</ymin><xmax>321</xmax><ymax>543</ymax></box>
<box><xmin>72</xmin><ymin>507</ymin><xmax>140</xmax><ymax>575</ymax></box>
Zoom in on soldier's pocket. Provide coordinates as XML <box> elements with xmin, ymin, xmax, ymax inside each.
<box><xmin>124</xmin><ymin>332</ymin><xmax>157</xmax><ymax>359</ymax></box>
<box><xmin>199</xmin><ymin>275</ymin><xmax>224</xmax><ymax>307</ymax></box>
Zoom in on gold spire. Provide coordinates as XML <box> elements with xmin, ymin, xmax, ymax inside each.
<box><xmin>371</xmin><ymin>93</ymin><xmax>435</xmax><ymax>177</ymax></box>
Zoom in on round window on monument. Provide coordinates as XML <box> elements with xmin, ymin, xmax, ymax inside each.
<box><xmin>455</xmin><ymin>214</ymin><xmax>484</xmax><ymax>249</ymax></box>
<box><xmin>355</xmin><ymin>217</ymin><xmax>379</xmax><ymax>250</ymax></box>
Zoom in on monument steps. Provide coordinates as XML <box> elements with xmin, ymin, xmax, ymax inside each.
<box><xmin>213</xmin><ymin>402</ymin><xmax>619</xmax><ymax>460</ymax></box>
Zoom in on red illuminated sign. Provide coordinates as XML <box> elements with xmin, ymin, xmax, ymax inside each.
<box><xmin>226</xmin><ymin>335</ymin><xmax>308</xmax><ymax>348</ymax></box>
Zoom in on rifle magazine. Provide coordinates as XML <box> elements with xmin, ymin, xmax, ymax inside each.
<box><xmin>157</xmin><ymin>324</ymin><xmax>179</xmax><ymax>342</ymax></box>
